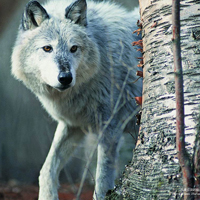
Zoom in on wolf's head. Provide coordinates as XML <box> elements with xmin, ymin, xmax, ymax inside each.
<box><xmin>12</xmin><ymin>0</ymin><xmax>100</xmax><ymax>93</ymax></box>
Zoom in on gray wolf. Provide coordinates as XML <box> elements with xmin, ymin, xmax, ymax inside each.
<box><xmin>11</xmin><ymin>0</ymin><xmax>142</xmax><ymax>199</ymax></box>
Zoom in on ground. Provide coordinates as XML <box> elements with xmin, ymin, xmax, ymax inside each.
<box><xmin>0</xmin><ymin>182</ymin><xmax>93</xmax><ymax>200</ymax></box>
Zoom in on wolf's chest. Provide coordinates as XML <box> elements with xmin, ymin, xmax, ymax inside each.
<box><xmin>38</xmin><ymin>93</ymin><xmax>97</xmax><ymax>126</ymax></box>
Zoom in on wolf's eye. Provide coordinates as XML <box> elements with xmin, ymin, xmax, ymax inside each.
<box><xmin>42</xmin><ymin>46</ymin><xmax>53</xmax><ymax>52</ymax></box>
<box><xmin>70</xmin><ymin>45</ymin><xmax>78</xmax><ymax>53</ymax></box>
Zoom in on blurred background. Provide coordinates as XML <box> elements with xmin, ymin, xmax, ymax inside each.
<box><xmin>0</xmin><ymin>0</ymin><xmax>139</xmax><ymax>187</ymax></box>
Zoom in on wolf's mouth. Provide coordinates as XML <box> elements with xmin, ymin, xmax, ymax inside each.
<box><xmin>46</xmin><ymin>84</ymin><xmax>70</xmax><ymax>92</ymax></box>
<box><xmin>55</xmin><ymin>85</ymin><xmax>70</xmax><ymax>92</ymax></box>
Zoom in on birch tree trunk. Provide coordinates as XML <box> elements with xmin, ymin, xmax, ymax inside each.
<box><xmin>107</xmin><ymin>0</ymin><xmax>200</xmax><ymax>199</ymax></box>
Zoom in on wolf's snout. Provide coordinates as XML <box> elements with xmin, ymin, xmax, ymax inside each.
<box><xmin>58</xmin><ymin>72</ymin><xmax>73</xmax><ymax>85</ymax></box>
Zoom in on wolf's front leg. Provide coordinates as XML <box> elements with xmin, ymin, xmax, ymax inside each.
<box><xmin>93</xmin><ymin>132</ymin><xmax>121</xmax><ymax>200</ymax></box>
<box><xmin>38</xmin><ymin>122</ymin><xmax>84</xmax><ymax>200</ymax></box>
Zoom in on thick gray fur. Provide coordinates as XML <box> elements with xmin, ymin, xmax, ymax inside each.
<box><xmin>11</xmin><ymin>0</ymin><xmax>142</xmax><ymax>199</ymax></box>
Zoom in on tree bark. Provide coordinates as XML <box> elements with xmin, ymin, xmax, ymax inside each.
<box><xmin>107</xmin><ymin>0</ymin><xmax>200</xmax><ymax>199</ymax></box>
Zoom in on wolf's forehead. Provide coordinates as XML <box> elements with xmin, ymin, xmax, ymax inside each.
<box><xmin>46</xmin><ymin>19</ymin><xmax>80</xmax><ymax>35</ymax></box>
<box><xmin>38</xmin><ymin>19</ymin><xmax>85</xmax><ymax>43</ymax></box>
<box><xmin>39</xmin><ymin>21</ymin><xmax>69</xmax><ymax>39</ymax></box>
<box><xmin>47</xmin><ymin>19</ymin><xmax>70</xmax><ymax>33</ymax></box>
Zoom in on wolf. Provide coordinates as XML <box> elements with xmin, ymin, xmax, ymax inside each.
<box><xmin>11</xmin><ymin>0</ymin><xmax>142</xmax><ymax>199</ymax></box>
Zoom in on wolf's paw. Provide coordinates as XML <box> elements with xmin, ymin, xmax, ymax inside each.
<box><xmin>39</xmin><ymin>174</ymin><xmax>59</xmax><ymax>200</ymax></box>
<box><xmin>38</xmin><ymin>190</ymin><xmax>59</xmax><ymax>200</ymax></box>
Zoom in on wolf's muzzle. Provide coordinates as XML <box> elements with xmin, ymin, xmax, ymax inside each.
<box><xmin>58</xmin><ymin>71</ymin><xmax>73</xmax><ymax>86</ymax></box>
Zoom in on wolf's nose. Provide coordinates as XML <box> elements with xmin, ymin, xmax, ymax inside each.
<box><xmin>58</xmin><ymin>72</ymin><xmax>73</xmax><ymax>85</ymax></box>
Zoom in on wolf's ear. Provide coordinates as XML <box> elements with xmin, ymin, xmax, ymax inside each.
<box><xmin>22</xmin><ymin>1</ymin><xmax>49</xmax><ymax>30</ymax></box>
<box><xmin>65</xmin><ymin>0</ymin><xmax>87</xmax><ymax>26</ymax></box>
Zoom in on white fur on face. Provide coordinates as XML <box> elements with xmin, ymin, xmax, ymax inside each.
<box><xmin>39</xmin><ymin>56</ymin><xmax>76</xmax><ymax>89</ymax></box>
<box><xmin>39</xmin><ymin>56</ymin><xmax>61</xmax><ymax>88</ymax></box>
<box><xmin>69</xmin><ymin>66</ymin><xmax>76</xmax><ymax>87</ymax></box>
